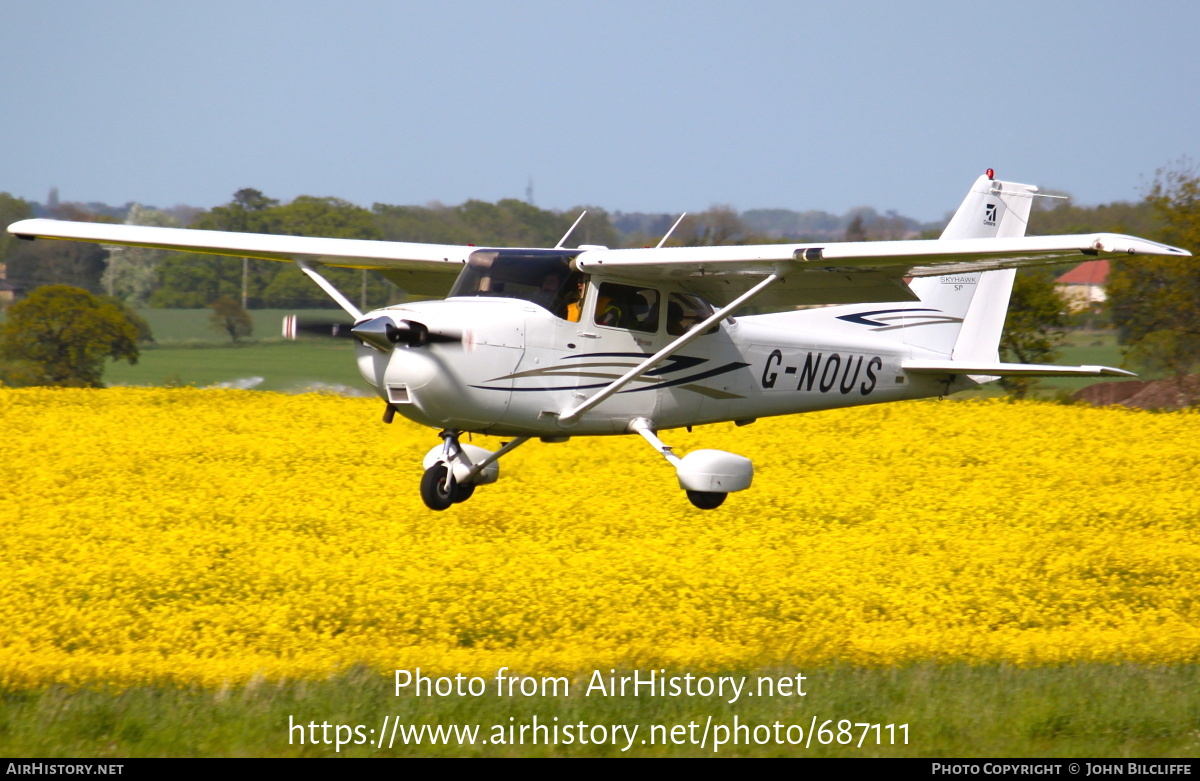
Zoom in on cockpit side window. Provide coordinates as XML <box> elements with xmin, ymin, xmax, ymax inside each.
<box><xmin>594</xmin><ymin>282</ymin><xmax>660</xmax><ymax>333</ymax></box>
<box><xmin>449</xmin><ymin>249</ymin><xmax>583</xmax><ymax>318</ymax></box>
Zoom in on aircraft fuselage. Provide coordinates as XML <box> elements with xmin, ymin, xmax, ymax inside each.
<box><xmin>356</xmin><ymin>295</ymin><xmax>966</xmax><ymax>437</ymax></box>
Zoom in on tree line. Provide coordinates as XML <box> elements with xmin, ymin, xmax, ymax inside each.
<box><xmin>2</xmin><ymin>164</ymin><xmax>1198</xmax><ymax>389</ymax></box>
<box><xmin>0</xmin><ymin>190</ymin><xmax>951</xmax><ymax>310</ymax></box>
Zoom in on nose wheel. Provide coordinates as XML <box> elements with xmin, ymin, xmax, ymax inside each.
<box><xmin>420</xmin><ymin>462</ymin><xmax>474</xmax><ymax>511</ymax></box>
<box><xmin>417</xmin><ymin>432</ymin><xmax>529</xmax><ymax>511</ymax></box>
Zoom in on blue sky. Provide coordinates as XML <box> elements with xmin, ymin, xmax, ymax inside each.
<box><xmin>2</xmin><ymin>1</ymin><xmax>1197</xmax><ymax>221</ymax></box>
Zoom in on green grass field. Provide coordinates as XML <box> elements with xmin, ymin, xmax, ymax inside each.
<box><xmin>924</xmin><ymin>330</ymin><xmax>1136</xmax><ymax>400</ymax></box>
<box><xmin>100</xmin><ymin>309</ymin><xmax>370</xmax><ymax>393</ymax></box>
<box><xmin>105</xmin><ymin>340</ymin><xmax>370</xmax><ymax>394</ymax></box>
<box><xmin>136</xmin><ymin>308</ymin><xmax>353</xmax><ymax>344</ymax></box>
<box><xmin>1051</xmin><ymin>330</ymin><xmax>1133</xmax><ymax>393</ymax></box>
<box><xmin>3</xmin><ymin>665</ymin><xmax>1196</xmax><ymax>757</ymax></box>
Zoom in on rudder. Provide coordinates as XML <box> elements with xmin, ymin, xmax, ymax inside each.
<box><xmin>903</xmin><ymin>173</ymin><xmax>1038</xmax><ymax>358</ymax></box>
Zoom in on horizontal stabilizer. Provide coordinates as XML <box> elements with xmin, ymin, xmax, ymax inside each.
<box><xmin>902</xmin><ymin>360</ymin><xmax>1135</xmax><ymax>378</ymax></box>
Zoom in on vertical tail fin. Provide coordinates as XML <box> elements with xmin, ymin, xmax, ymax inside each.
<box><xmin>903</xmin><ymin>173</ymin><xmax>1037</xmax><ymax>358</ymax></box>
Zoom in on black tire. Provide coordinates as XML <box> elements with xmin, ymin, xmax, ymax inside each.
<box><xmin>420</xmin><ymin>464</ymin><xmax>455</xmax><ymax>511</ymax></box>
<box><xmin>686</xmin><ymin>490</ymin><xmax>727</xmax><ymax>510</ymax></box>
<box><xmin>452</xmin><ymin>482</ymin><xmax>475</xmax><ymax>503</ymax></box>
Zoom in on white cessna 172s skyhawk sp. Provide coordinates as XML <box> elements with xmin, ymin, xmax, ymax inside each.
<box><xmin>7</xmin><ymin>172</ymin><xmax>1191</xmax><ymax>510</ymax></box>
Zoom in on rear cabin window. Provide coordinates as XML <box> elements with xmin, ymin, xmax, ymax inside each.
<box><xmin>666</xmin><ymin>293</ymin><xmax>718</xmax><ymax>335</ymax></box>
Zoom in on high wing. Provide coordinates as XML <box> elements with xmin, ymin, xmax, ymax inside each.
<box><xmin>7</xmin><ymin>218</ymin><xmax>1191</xmax><ymax>309</ymax></box>
<box><xmin>574</xmin><ymin>234</ymin><xmax>1190</xmax><ymax>307</ymax></box>
<box><xmin>6</xmin><ymin>218</ymin><xmax>473</xmax><ymax>297</ymax></box>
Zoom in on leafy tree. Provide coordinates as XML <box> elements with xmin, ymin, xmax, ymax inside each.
<box><xmin>6</xmin><ymin>204</ymin><xmax>119</xmax><ymax>295</ymax></box>
<box><xmin>866</xmin><ymin>211</ymin><xmax>911</xmax><ymax>240</ymax></box>
<box><xmin>0</xmin><ymin>285</ymin><xmax>139</xmax><ymax>387</ymax></box>
<box><xmin>150</xmin><ymin>251</ymin><xmax>244</xmax><ymax>308</ymax></box>
<box><xmin>649</xmin><ymin>206</ymin><xmax>789</xmax><ymax>249</ymax></box>
<box><xmin>561</xmin><ymin>206</ymin><xmax>621</xmax><ymax>248</ymax></box>
<box><xmin>102</xmin><ymin>204</ymin><xmax>179</xmax><ymax>307</ymax></box>
<box><xmin>193</xmin><ymin>188</ymin><xmax>280</xmax><ymax>309</ymax></box>
<box><xmin>0</xmin><ymin>193</ymin><xmax>34</xmax><ymax>266</ymax></box>
<box><xmin>372</xmin><ymin>198</ymin><xmax>619</xmax><ymax>249</ymax></box>
<box><xmin>1108</xmin><ymin>161</ymin><xmax>1200</xmax><ymax>382</ymax></box>
<box><xmin>371</xmin><ymin>199</ymin><xmax>619</xmax><ymax>299</ymax></box>
<box><xmin>844</xmin><ymin>213</ymin><xmax>868</xmax><ymax>242</ymax></box>
<box><xmin>261</xmin><ymin>196</ymin><xmax>391</xmax><ymax>308</ymax></box>
<box><xmin>998</xmin><ymin>270</ymin><xmax>1070</xmax><ymax>398</ymax></box>
<box><xmin>1028</xmin><ymin>193</ymin><xmax>1162</xmax><ymax>238</ymax></box>
<box><xmin>196</xmin><ymin>188</ymin><xmax>281</xmax><ymax>233</ymax></box>
<box><xmin>670</xmin><ymin>206</ymin><xmax>746</xmax><ymax>247</ymax></box>
<box><xmin>99</xmin><ymin>295</ymin><xmax>155</xmax><ymax>344</ymax></box>
<box><xmin>150</xmin><ymin>189</ymin><xmax>281</xmax><ymax>309</ymax></box>
<box><xmin>154</xmin><ymin>191</ymin><xmax>399</xmax><ymax>309</ymax></box>
<box><xmin>275</xmin><ymin>196</ymin><xmax>380</xmax><ymax>240</ymax></box>
<box><xmin>208</xmin><ymin>296</ymin><xmax>253</xmax><ymax>343</ymax></box>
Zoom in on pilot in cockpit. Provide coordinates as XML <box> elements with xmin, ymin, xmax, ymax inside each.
<box><xmin>531</xmin><ymin>271</ymin><xmax>566</xmax><ymax>315</ymax></box>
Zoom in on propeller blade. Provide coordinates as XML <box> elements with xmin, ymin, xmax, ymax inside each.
<box><xmin>282</xmin><ymin>315</ymin><xmax>356</xmax><ymax>339</ymax></box>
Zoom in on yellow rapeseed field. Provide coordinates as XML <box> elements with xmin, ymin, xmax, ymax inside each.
<box><xmin>1</xmin><ymin>388</ymin><xmax>1198</xmax><ymax>688</ymax></box>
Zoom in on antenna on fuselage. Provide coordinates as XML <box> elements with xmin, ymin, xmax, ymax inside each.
<box><xmin>555</xmin><ymin>211</ymin><xmax>587</xmax><ymax>249</ymax></box>
<box><xmin>656</xmin><ymin>213</ymin><xmax>687</xmax><ymax>248</ymax></box>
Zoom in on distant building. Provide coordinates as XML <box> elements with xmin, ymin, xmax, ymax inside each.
<box><xmin>1055</xmin><ymin>259</ymin><xmax>1109</xmax><ymax>312</ymax></box>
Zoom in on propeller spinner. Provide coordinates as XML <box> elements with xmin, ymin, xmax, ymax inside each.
<box><xmin>282</xmin><ymin>314</ymin><xmax>461</xmax><ymax>350</ymax></box>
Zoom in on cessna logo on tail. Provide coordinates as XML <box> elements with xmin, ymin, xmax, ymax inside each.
<box><xmin>984</xmin><ymin>203</ymin><xmax>998</xmax><ymax>226</ymax></box>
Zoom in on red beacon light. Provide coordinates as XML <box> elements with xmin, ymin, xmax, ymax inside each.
<box><xmin>986</xmin><ymin>168</ymin><xmax>995</xmax><ymax>180</ymax></box>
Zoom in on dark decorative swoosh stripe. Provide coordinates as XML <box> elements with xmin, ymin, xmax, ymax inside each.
<box><xmin>488</xmin><ymin>362</ymin><xmax>642</xmax><ymax>382</ymax></box>
<box><xmin>681</xmin><ymin>384</ymin><xmax>745</xmax><ymax>400</ymax></box>
<box><xmin>495</xmin><ymin>376</ymin><xmax>661</xmax><ymax>392</ymax></box>
<box><xmin>482</xmin><ymin>353</ymin><xmax>712</xmax><ymax>386</ymax></box>
<box><xmin>624</xmin><ymin>362</ymin><xmax>751</xmax><ymax>393</ymax></box>
<box><xmin>561</xmin><ymin>352</ymin><xmax>708</xmax><ymax>377</ymax></box>
<box><xmin>868</xmin><ymin>315</ymin><xmax>963</xmax><ymax>331</ymax></box>
<box><xmin>836</xmin><ymin>308</ymin><xmax>940</xmax><ymax>327</ymax></box>
<box><xmin>469</xmin><ymin>355</ymin><xmax>751</xmax><ymax>395</ymax></box>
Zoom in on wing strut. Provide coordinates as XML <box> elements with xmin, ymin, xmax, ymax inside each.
<box><xmin>294</xmin><ymin>258</ymin><xmax>363</xmax><ymax>320</ymax></box>
<box><xmin>557</xmin><ymin>270</ymin><xmax>785</xmax><ymax>425</ymax></box>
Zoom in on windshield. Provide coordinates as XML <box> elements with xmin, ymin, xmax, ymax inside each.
<box><xmin>449</xmin><ymin>249</ymin><xmax>585</xmax><ymax>318</ymax></box>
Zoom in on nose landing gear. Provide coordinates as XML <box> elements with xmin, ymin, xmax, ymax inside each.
<box><xmin>418</xmin><ymin>431</ymin><xmax>528</xmax><ymax>511</ymax></box>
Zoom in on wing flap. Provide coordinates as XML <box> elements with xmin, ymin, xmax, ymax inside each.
<box><xmin>686</xmin><ymin>271</ymin><xmax>918</xmax><ymax>307</ymax></box>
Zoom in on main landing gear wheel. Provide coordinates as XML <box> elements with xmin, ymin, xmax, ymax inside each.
<box><xmin>423</xmin><ymin>463</ymin><xmax>478</xmax><ymax>511</ymax></box>
<box><xmin>686</xmin><ymin>490</ymin><xmax>726</xmax><ymax>510</ymax></box>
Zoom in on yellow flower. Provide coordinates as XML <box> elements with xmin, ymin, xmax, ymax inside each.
<box><xmin>1</xmin><ymin>389</ymin><xmax>1197</xmax><ymax>688</ymax></box>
